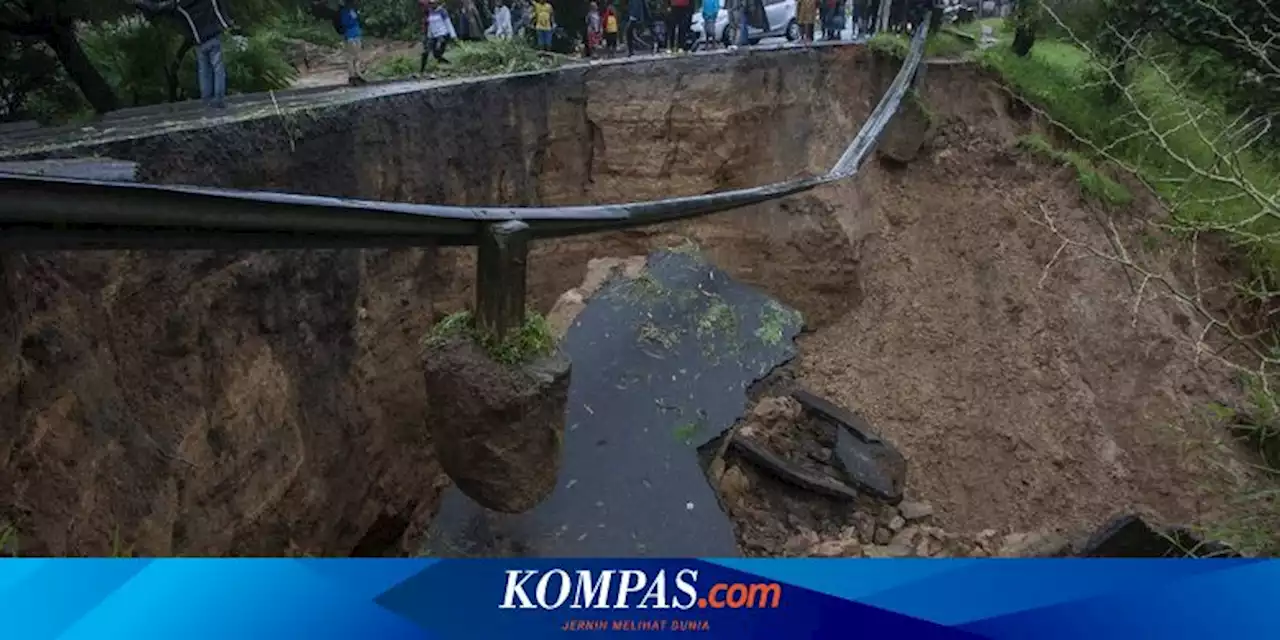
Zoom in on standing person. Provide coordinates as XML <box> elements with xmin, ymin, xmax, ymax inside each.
<box><xmin>625</xmin><ymin>0</ymin><xmax>650</xmax><ymax>55</ymax></box>
<box><xmin>486</xmin><ymin>0</ymin><xmax>514</xmax><ymax>38</ymax></box>
<box><xmin>532</xmin><ymin>0</ymin><xmax>555</xmax><ymax>50</ymax></box>
<box><xmin>586</xmin><ymin>2</ymin><xmax>604</xmax><ymax>56</ymax></box>
<box><xmin>338</xmin><ymin>1</ymin><xmax>366</xmax><ymax>85</ymax></box>
<box><xmin>701</xmin><ymin>0</ymin><xmax>720</xmax><ymax>48</ymax></box>
<box><xmin>602</xmin><ymin>1</ymin><xmax>620</xmax><ymax>54</ymax></box>
<box><xmin>667</xmin><ymin>0</ymin><xmax>693</xmax><ymax>52</ymax></box>
<box><xmin>797</xmin><ymin>0</ymin><xmax>817</xmax><ymax>43</ymax></box>
<box><xmin>822</xmin><ymin>0</ymin><xmax>841</xmax><ymax>39</ymax></box>
<box><xmin>420</xmin><ymin>0</ymin><xmax>457</xmax><ymax>72</ymax></box>
<box><xmin>131</xmin><ymin>0</ymin><xmax>231</xmax><ymax>108</ymax></box>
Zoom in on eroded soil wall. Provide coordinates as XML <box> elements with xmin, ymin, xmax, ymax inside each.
<box><xmin>0</xmin><ymin>46</ymin><xmax>885</xmax><ymax>556</ymax></box>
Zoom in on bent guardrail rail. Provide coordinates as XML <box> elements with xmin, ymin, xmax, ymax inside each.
<box><xmin>0</xmin><ymin>18</ymin><xmax>930</xmax><ymax>339</ymax></box>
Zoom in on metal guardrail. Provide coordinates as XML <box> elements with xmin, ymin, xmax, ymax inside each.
<box><xmin>0</xmin><ymin>18</ymin><xmax>930</xmax><ymax>338</ymax></box>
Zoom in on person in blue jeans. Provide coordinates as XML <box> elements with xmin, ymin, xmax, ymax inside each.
<box><xmin>133</xmin><ymin>0</ymin><xmax>231</xmax><ymax>108</ymax></box>
<box><xmin>338</xmin><ymin>1</ymin><xmax>366</xmax><ymax>85</ymax></box>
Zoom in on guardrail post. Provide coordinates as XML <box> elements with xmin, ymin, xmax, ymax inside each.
<box><xmin>476</xmin><ymin>220</ymin><xmax>530</xmax><ymax>343</ymax></box>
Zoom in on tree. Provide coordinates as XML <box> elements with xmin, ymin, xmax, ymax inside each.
<box><xmin>0</xmin><ymin>0</ymin><xmax>130</xmax><ymax>113</ymax></box>
<box><xmin>0</xmin><ymin>0</ymin><xmax>330</xmax><ymax>116</ymax></box>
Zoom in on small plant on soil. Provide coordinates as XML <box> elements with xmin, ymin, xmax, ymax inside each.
<box><xmin>424</xmin><ymin>311</ymin><xmax>555</xmax><ymax>366</ymax></box>
<box><xmin>1017</xmin><ymin>134</ymin><xmax>1132</xmax><ymax>207</ymax></box>
<box><xmin>0</xmin><ymin>524</ymin><xmax>19</xmax><ymax>557</ymax></box>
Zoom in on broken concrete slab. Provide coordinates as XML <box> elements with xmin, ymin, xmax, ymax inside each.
<box><xmin>422</xmin><ymin>249</ymin><xmax>804</xmax><ymax>556</ymax></box>
<box><xmin>792</xmin><ymin>389</ymin><xmax>906</xmax><ymax>503</ymax></box>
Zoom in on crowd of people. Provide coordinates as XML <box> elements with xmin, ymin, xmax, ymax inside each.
<box><xmin>126</xmin><ymin>0</ymin><xmax>933</xmax><ymax>109</ymax></box>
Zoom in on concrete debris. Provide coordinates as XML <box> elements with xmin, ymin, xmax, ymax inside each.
<box><xmin>996</xmin><ymin>530</ymin><xmax>1071</xmax><ymax>557</ymax></box>
<box><xmin>898</xmin><ymin>500</ymin><xmax>935</xmax><ymax>522</ymax></box>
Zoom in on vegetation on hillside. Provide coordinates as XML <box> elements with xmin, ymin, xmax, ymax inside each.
<box><xmin>982</xmin><ymin>0</ymin><xmax>1280</xmax><ymax>554</ymax></box>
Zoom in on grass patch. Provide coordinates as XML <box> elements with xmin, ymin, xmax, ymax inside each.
<box><xmin>954</xmin><ymin>17</ymin><xmax>1006</xmax><ymax>39</ymax></box>
<box><xmin>369</xmin><ymin>53</ymin><xmax>420</xmax><ymax>80</ymax></box>
<box><xmin>1018</xmin><ymin>134</ymin><xmax>1133</xmax><ymax>206</ymax></box>
<box><xmin>424</xmin><ymin>311</ymin><xmax>555</xmax><ymax>365</ymax></box>
<box><xmin>756</xmin><ymin>299</ymin><xmax>801</xmax><ymax>347</ymax></box>
<box><xmin>979</xmin><ymin>39</ymin><xmax>1280</xmax><ymax>273</ymax></box>
<box><xmin>673</xmin><ymin>421</ymin><xmax>700</xmax><ymax>445</ymax></box>
<box><xmin>696</xmin><ymin>298</ymin><xmax>737</xmax><ymax>341</ymax></box>
<box><xmin>372</xmin><ymin>39</ymin><xmax>565</xmax><ymax>80</ymax></box>
<box><xmin>869</xmin><ymin>31</ymin><xmax>974</xmax><ymax>59</ymax></box>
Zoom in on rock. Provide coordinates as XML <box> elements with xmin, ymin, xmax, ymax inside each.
<box><xmin>873</xmin><ymin>527</ymin><xmax>894</xmax><ymax>545</ymax></box>
<box><xmin>750</xmin><ymin>396</ymin><xmax>803</xmax><ymax>427</ymax></box>
<box><xmin>877</xmin><ymin>88</ymin><xmax>934</xmax><ymax>164</ymax></box>
<box><xmin>887</xmin><ymin>515</ymin><xmax>907</xmax><ymax>532</ymax></box>
<box><xmin>899</xmin><ymin>500</ymin><xmax>935</xmax><ymax>522</ymax></box>
<box><xmin>914</xmin><ymin>536</ymin><xmax>937</xmax><ymax>557</ymax></box>
<box><xmin>852</xmin><ymin>511</ymin><xmax>878</xmax><ymax>544</ymax></box>
<box><xmin>975</xmin><ymin>528</ymin><xmax>999</xmax><ymax>549</ymax></box>
<box><xmin>810</xmin><ymin>538</ymin><xmax>863</xmax><ymax>558</ymax></box>
<box><xmin>997</xmin><ymin>530</ymin><xmax>1071</xmax><ymax>557</ymax></box>
<box><xmin>784</xmin><ymin>531</ymin><xmax>820</xmax><ymax>556</ymax></box>
<box><xmin>719</xmin><ymin>465</ymin><xmax>751</xmax><ymax>499</ymax></box>
<box><xmin>863</xmin><ymin>544</ymin><xmax>912</xmax><ymax>558</ymax></box>
<box><xmin>424</xmin><ymin>339</ymin><xmax>570</xmax><ymax>514</ymax></box>
<box><xmin>890</xmin><ymin>526</ymin><xmax>921</xmax><ymax>548</ymax></box>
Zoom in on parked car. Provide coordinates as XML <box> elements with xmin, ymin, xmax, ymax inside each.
<box><xmin>711</xmin><ymin>0</ymin><xmax>799</xmax><ymax>45</ymax></box>
<box><xmin>691</xmin><ymin>9</ymin><xmax>731</xmax><ymax>46</ymax></box>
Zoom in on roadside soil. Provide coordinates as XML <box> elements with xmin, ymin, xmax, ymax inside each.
<box><xmin>706</xmin><ymin>79</ymin><xmax>1273</xmax><ymax>556</ymax></box>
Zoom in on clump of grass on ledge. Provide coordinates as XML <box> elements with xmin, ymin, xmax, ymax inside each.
<box><xmin>868</xmin><ymin>31</ymin><xmax>973</xmax><ymax>59</ymax></box>
<box><xmin>424</xmin><ymin>310</ymin><xmax>555</xmax><ymax>365</ymax></box>
<box><xmin>1018</xmin><ymin>134</ymin><xmax>1133</xmax><ymax>207</ymax></box>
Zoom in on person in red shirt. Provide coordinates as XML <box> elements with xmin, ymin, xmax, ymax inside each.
<box><xmin>667</xmin><ymin>0</ymin><xmax>693</xmax><ymax>52</ymax></box>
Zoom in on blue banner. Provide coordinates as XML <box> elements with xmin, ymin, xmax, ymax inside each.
<box><xmin>5</xmin><ymin>558</ymin><xmax>1278</xmax><ymax>639</ymax></box>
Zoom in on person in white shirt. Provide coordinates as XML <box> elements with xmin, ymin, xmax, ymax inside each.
<box><xmin>487</xmin><ymin>0</ymin><xmax>514</xmax><ymax>38</ymax></box>
<box><xmin>420</xmin><ymin>0</ymin><xmax>458</xmax><ymax>71</ymax></box>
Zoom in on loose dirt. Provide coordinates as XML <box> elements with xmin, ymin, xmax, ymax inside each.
<box><xmin>706</xmin><ymin>70</ymin><xmax>1272</xmax><ymax>556</ymax></box>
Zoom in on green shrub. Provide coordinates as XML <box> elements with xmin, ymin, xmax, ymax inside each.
<box><xmin>82</xmin><ymin>19</ymin><xmax>296</xmax><ymax>106</ymax></box>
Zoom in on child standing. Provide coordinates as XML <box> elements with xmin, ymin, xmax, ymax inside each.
<box><xmin>586</xmin><ymin>2</ymin><xmax>603</xmax><ymax>56</ymax></box>
<box><xmin>701</xmin><ymin>0</ymin><xmax>720</xmax><ymax>47</ymax></box>
<box><xmin>420</xmin><ymin>0</ymin><xmax>457</xmax><ymax>72</ymax></box>
<box><xmin>602</xmin><ymin>2</ymin><xmax>620</xmax><ymax>53</ymax></box>
<box><xmin>532</xmin><ymin>0</ymin><xmax>555</xmax><ymax>50</ymax></box>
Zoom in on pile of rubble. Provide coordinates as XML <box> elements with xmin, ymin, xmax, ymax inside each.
<box><xmin>708</xmin><ymin>393</ymin><xmax>1233</xmax><ymax>558</ymax></box>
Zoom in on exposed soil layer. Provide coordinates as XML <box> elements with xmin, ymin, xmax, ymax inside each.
<box><xmin>716</xmin><ymin>62</ymin><xmax>1269</xmax><ymax>556</ymax></box>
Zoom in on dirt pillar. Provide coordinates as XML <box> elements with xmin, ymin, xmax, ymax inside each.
<box><xmin>423</xmin><ymin>339</ymin><xmax>570</xmax><ymax>513</ymax></box>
